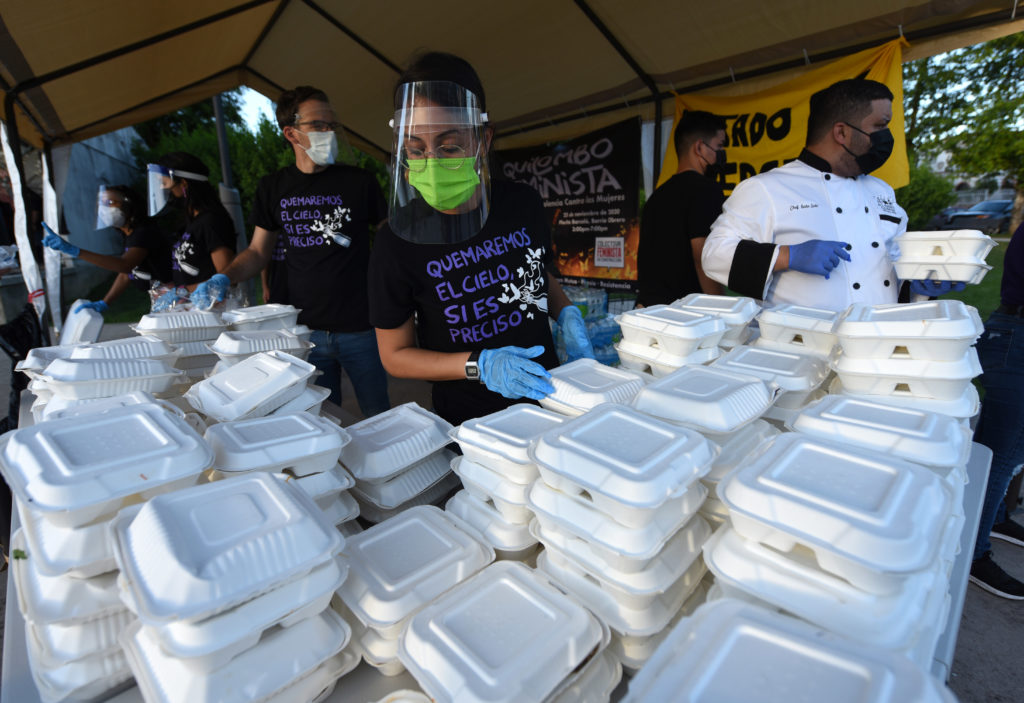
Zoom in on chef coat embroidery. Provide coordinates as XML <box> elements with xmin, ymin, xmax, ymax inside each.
<box><xmin>875</xmin><ymin>195</ymin><xmax>898</xmax><ymax>215</ymax></box>
<box><xmin>788</xmin><ymin>202</ymin><xmax>820</xmax><ymax>212</ymax></box>
<box><xmin>310</xmin><ymin>205</ymin><xmax>352</xmax><ymax>247</ymax></box>
<box><xmin>498</xmin><ymin>247</ymin><xmax>549</xmax><ymax>320</ymax></box>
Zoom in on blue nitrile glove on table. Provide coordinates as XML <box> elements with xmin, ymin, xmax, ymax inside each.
<box><xmin>74</xmin><ymin>300</ymin><xmax>108</xmax><ymax>314</ymax></box>
<box><xmin>558</xmin><ymin>305</ymin><xmax>596</xmax><ymax>362</ymax></box>
<box><xmin>909</xmin><ymin>279</ymin><xmax>966</xmax><ymax>297</ymax></box>
<box><xmin>42</xmin><ymin>223</ymin><xmax>80</xmax><ymax>258</ymax></box>
<box><xmin>189</xmin><ymin>273</ymin><xmax>230</xmax><ymax>310</ymax></box>
<box><xmin>478</xmin><ymin>345</ymin><xmax>556</xmax><ymax>400</ymax></box>
<box><xmin>788</xmin><ymin>239</ymin><xmax>851</xmax><ymax>278</ymax></box>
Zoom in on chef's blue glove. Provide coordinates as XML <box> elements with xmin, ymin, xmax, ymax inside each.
<box><xmin>909</xmin><ymin>279</ymin><xmax>966</xmax><ymax>297</ymax></box>
<box><xmin>787</xmin><ymin>240</ymin><xmax>851</xmax><ymax>279</ymax></box>
<box><xmin>151</xmin><ymin>289</ymin><xmax>180</xmax><ymax>312</ymax></box>
<box><xmin>42</xmin><ymin>224</ymin><xmax>80</xmax><ymax>258</ymax></box>
<box><xmin>74</xmin><ymin>300</ymin><xmax>108</xmax><ymax>314</ymax></box>
<box><xmin>190</xmin><ymin>273</ymin><xmax>230</xmax><ymax>310</ymax></box>
<box><xmin>558</xmin><ymin>305</ymin><xmax>596</xmax><ymax>362</ymax></box>
<box><xmin>478</xmin><ymin>345</ymin><xmax>556</xmax><ymax>400</ymax></box>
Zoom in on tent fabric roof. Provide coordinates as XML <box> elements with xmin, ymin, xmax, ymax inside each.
<box><xmin>1</xmin><ymin>0</ymin><xmax>1020</xmax><ymax>158</ymax></box>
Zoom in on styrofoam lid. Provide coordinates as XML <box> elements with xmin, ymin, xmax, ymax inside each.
<box><xmin>268</xmin><ymin>383</ymin><xmax>331</xmax><ymax>416</ymax></box>
<box><xmin>623</xmin><ymin>598</ymin><xmax>958</xmax><ymax>703</ymax></box>
<box><xmin>282</xmin><ymin>463</ymin><xmax>355</xmax><ymax>499</ymax></box>
<box><xmin>452</xmin><ymin>403</ymin><xmax>567</xmax><ymax>465</ymax></box>
<box><xmin>71</xmin><ymin>335</ymin><xmax>178</xmax><ymax>360</ymax></box>
<box><xmin>208</xmin><ymin>329</ymin><xmax>310</xmax><ymax>357</ymax></box>
<box><xmin>0</xmin><ymin>403</ymin><xmax>213</xmax><ymax>517</ymax></box>
<box><xmin>788</xmin><ymin>395</ymin><xmax>972</xmax><ymax>469</ymax></box>
<box><xmin>40</xmin><ymin>390</ymin><xmax>184</xmax><ymax>422</ymax></box>
<box><xmin>398</xmin><ymin>560</ymin><xmax>605</xmax><ymax>703</ymax></box>
<box><xmin>719</xmin><ymin>433</ymin><xmax>954</xmax><ymax>573</ymax></box>
<box><xmin>221</xmin><ymin>304</ymin><xmax>299</xmax><ymax>325</ymax></box>
<box><xmin>204</xmin><ymin>411</ymin><xmax>349</xmax><ymax>473</ymax></box>
<box><xmin>17</xmin><ymin>497</ymin><xmax>116</xmax><ymax>578</ymax></box>
<box><xmin>832</xmin><ymin>347</ymin><xmax>982</xmax><ymax>379</ymax></box>
<box><xmin>338</xmin><ymin>505</ymin><xmax>494</xmax><ymax>631</ymax></box>
<box><xmin>134</xmin><ymin>310</ymin><xmax>224</xmax><ymax>332</ymax></box>
<box><xmin>42</xmin><ymin>357</ymin><xmax>181</xmax><ymax>383</ymax></box>
<box><xmin>703</xmin><ymin>419</ymin><xmax>780</xmax><ymax>484</ymax></box>
<box><xmin>184</xmin><ymin>350</ymin><xmax>315</xmax><ymax>421</ymax></box>
<box><xmin>111</xmin><ymin>473</ymin><xmax>344</xmax><ymax>623</ymax></box>
<box><xmin>16</xmin><ymin>344</ymin><xmax>75</xmax><ymax>374</ymax></box>
<box><xmin>530</xmin><ymin>403</ymin><xmax>715</xmax><ymax>508</ymax></box>
<box><xmin>445</xmin><ymin>490</ymin><xmax>537</xmax><ymax>552</ymax></box>
<box><xmin>835</xmin><ymin>300</ymin><xmax>983</xmax><ymax>341</ymax></box>
<box><xmin>616</xmin><ymin>305</ymin><xmax>725</xmax><ymax>339</ymax></box>
<box><xmin>174</xmin><ymin>340</ymin><xmax>219</xmax><ymax>358</ymax></box>
<box><xmin>340</xmin><ymin>402</ymin><xmax>455</xmax><ymax>483</ymax></box>
<box><xmin>756</xmin><ymin>304</ymin><xmax>840</xmax><ymax>332</ymax></box>
<box><xmin>546</xmin><ymin>358</ymin><xmax>646</xmax><ymax>411</ymax></box>
<box><xmin>670</xmin><ymin>293</ymin><xmax>760</xmax><ymax>326</ymax></box>
<box><xmin>351</xmin><ymin>449</ymin><xmax>455</xmax><ymax>509</ymax></box>
<box><xmin>711</xmin><ymin>345</ymin><xmax>830</xmax><ymax>393</ymax></box>
<box><xmin>632</xmin><ymin>365</ymin><xmax>777</xmax><ymax>433</ymax></box>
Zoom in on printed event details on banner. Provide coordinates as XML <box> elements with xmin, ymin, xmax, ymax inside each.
<box><xmin>498</xmin><ymin>118</ymin><xmax>642</xmax><ymax>293</ymax></box>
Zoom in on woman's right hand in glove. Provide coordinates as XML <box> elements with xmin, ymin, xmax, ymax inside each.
<box><xmin>478</xmin><ymin>345</ymin><xmax>555</xmax><ymax>400</ymax></box>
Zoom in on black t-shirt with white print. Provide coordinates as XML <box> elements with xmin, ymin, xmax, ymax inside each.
<box><xmin>251</xmin><ymin>164</ymin><xmax>387</xmax><ymax>332</ymax></box>
<box><xmin>123</xmin><ymin>219</ymin><xmax>174</xmax><ymax>289</ymax></box>
<box><xmin>171</xmin><ymin>205</ymin><xmax>237</xmax><ymax>286</ymax></box>
<box><xmin>369</xmin><ymin>179</ymin><xmax>559</xmax><ymax>426</ymax></box>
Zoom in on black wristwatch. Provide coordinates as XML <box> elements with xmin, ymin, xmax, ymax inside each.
<box><xmin>465</xmin><ymin>350</ymin><xmax>481</xmax><ymax>381</ymax></box>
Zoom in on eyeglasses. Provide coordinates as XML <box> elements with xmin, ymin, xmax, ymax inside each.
<box><xmin>294</xmin><ymin>120</ymin><xmax>342</xmax><ymax>132</ymax></box>
<box><xmin>401</xmin><ymin>144</ymin><xmax>469</xmax><ymax>172</ymax></box>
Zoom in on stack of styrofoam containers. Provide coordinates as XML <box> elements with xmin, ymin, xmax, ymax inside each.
<box><xmin>614</xmin><ymin>305</ymin><xmax>727</xmax><ymax>375</ymax></box>
<box><xmin>207</xmin><ymin>328</ymin><xmax>314</xmax><ymax>371</ymax></box>
<box><xmin>704</xmin><ymin>432</ymin><xmax>959</xmax><ymax>667</ymax></box>
<box><xmin>0</xmin><ymin>403</ymin><xmax>215</xmax><ymax>702</ymax></box>
<box><xmin>31</xmin><ymin>357</ymin><xmax>185</xmax><ymax>408</ymax></box>
<box><xmin>624</xmin><ymin>598</ymin><xmax>959</xmax><ymax>703</ymax></box>
<box><xmin>830</xmin><ymin>300</ymin><xmax>984</xmax><ymax>425</ymax></box>
<box><xmin>894</xmin><ymin>229</ymin><xmax>995</xmax><ymax>285</ymax></box>
<box><xmin>447</xmin><ymin>404</ymin><xmax>567</xmax><ymax>562</ymax></box>
<box><xmin>698</xmin><ymin>419</ymin><xmax>779</xmax><ymax>530</ymax></box>
<box><xmin>112</xmin><ymin>473</ymin><xmax>357</xmax><ymax>703</ymax></box>
<box><xmin>334</xmin><ymin>506</ymin><xmax>494</xmax><ymax>676</ymax></box>
<box><xmin>221</xmin><ymin>303</ymin><xmax>301</xmax><ymax>331</ymax></box>
<box><xmin>754</xmin><ymin>303</ymin><xmax>840</xmax><ymax>358</ymax></box>
<box><xmin>525</xmin><ymin>402</ymin><xmax>716</xmax><ymax>673</ymax></box>
<box><xmin>131</xmin><ymin>310</ymin><xmax>227</xmax><ymax>380</ymax></box>
<box><xmin>540</xmin><ymin>358</ymin><xmax>647</xmax><ymax>416</ymax></box>
<box><xmin>398</xmin><ymin>561</ymin><xmax>614</xmax><ymax>702</ymax></box>
<box><xmin>341</xmin><ymin>402</ymin><xmax>460</xmax><ymax>523</ymax></box>
<box><xmin>670</xmin><ymin>293</ymin><xmax>760</xmax><ymax>349</ymax></box>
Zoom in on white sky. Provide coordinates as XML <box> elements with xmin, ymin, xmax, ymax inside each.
<box><xmin>239</xmin><ymin>87</ymin><xmax>276</xmax><ymax>132</ymax></box>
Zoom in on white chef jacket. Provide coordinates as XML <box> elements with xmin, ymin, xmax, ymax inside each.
<box><xmin>702</xmin><ymin>152</ymin><xmax>907</xmax><ymax>312</ymax></box>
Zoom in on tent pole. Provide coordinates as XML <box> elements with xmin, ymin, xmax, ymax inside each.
<box><xmin>653</xmin><ymin>98</ymin><xmax>663</xmax><ymax>183</ymax></box>
<box><xmin>213</xmin><ymin>94</ymin><xmax>234</xmax><ymax>188</ymax></box>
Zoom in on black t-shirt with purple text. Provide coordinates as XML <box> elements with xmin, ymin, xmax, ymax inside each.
<box><xmin>171</xmin><ymin>205</ymin><xmax>237</xmax><ymax>286</ymax></box>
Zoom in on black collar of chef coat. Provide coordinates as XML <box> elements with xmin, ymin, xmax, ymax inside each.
<box><xmin>797</xmin><ymin>149</ymin><xmax>833</xmax><ymax>174</ymax></box>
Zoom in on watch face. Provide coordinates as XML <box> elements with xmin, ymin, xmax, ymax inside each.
<box><xmin>465</xmin><ymin>362</ymin><xmax>480</xmax><ymax>381</ymax></box>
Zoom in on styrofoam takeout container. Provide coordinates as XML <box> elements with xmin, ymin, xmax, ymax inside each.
<box><xmin>445</xmin><ymin>490</ymin><xmax>539</xmax><ymax>560</ymax></box>
<box><xmin>205</xmin><ymin>411</ymin><xmax>348</xmax><ymax>476</ymax></box>
<box><xmin>29</xmin><ymin>607</ymin><xmax>135</xmax><ymax>667</ymax></box>
<box><xmin>16</xmin><ymin>345</ymin><xmax>76</xmax><ymax>380</ymax></box>
<box><xmin>38</xmin><ymin>389</ymin><xmax>184</xmax><ymax>423</ymax></box>
<box><xmin>832</xmin><ymin>347</ymin><xmax>981</xmax><ymax>401</ymax></box>
<box><xmin>26</xmin><ymin>621</ymin><xmax>133</xmax><ymax>703</ymax></box>
<box><xmin>352</xmin><ymin>449</ymin><xmax>455</xmax><ymax>509</ymax></box>
<box><xmin>59</xmin><ymin>300</ymin><xmax>104</xmax><ymax>346</ymax></box>
<box><xmin>131</xmin><ymin>310</ymin><xmax>226</xmax><ymax>343</ymax></box>
<box><xmin>284</xmin><ymin>463</ymin><xmax>355</xmax><ymax>500</ymax></box>
<box><xmin>16</xmin><ymin>498</ymin><xmax>117</xmax><ymax>578</ymax></box>
<box><xmin>221</xmin><ymin>304</ymin><xmax>300</xmax><ymax>331</ymax></box>
<box><xmin>71</xmin><ymin>335</ymin><xmax>180</xmax><ymax>363</ymax></box>
<box><xmin>754</xmin><ymin>304</ymin><xmax>839</xmax><ymax>357</ymax></box>
<box><xmin>398</xmin><ymin>561</ymin><xmax>607</xmax><ymax>703</ymax></box>
<box><xmin>711</xmin><ymin>345</ymin><xmax>830</xmax><ymax>396</ymax></box>
<box><xmin>317</xmin><ymin>490</ymin><xmax>360</xmax><ymax>526</ymax></box>
<box><xmin>450</xmin><ymin>403</ymin><xmax>566</xmax><ymax>484</ymax></box>
<box><xmin>339</xmin><ymin>402</ymin><xmax>455</xmax><ymax>483</ymax></box>
<box><xmin>615</xmin><ymin>305</ymin><xmax>726</xmax><ymax>356</ymax></box>
<box><xmin>39</xmin><ymin>358</ymin><xmax>184</xmax><ymax>399</ymax></box>
<box><xmin>895</xmin><ymin>229</ymin><xmax>996</xmax><ymax>260</ymax></box>
<box><xmin>268</xmin><ymin>383</ymin><xmax>331</xmax><ymax>416</ymax></box>
<box><xmin>670</xmin><ymin>293</ymin><xmax>760</xmax><ymax>343</ymax></box>
<box><xmin>834</xmin><ymin>300</ymin><xmax>983</xmax><ymax>360</ymax></box>
<box><xmin>352</xmin><ymin>472</ymin><xmax>461</xmax><ymax>524</ymax></box>
<box><xmin>208</xmin><ymin>328</ymin><xmax>313</xmax><ymax>364</ymax></box>
<box><xmin>0</xmin><ymin>403</ymin><xmax>212</xmax><ymax>527</ymax></box>
<box><xmin>184</xmin><ymin>350</ymin><xmax>315</xmax><ymax>421</ymax></box>
<box><xmin>548</xmin><ymin>649</ymin><xmax>622</xmax><ymax>703</ymax></box>
<box><xmin>609</xmin><ymin>584</ymin><xmax>706</xmax><ymax>673</ymax></box>
<box><xmin>702</xmin><ymin>419</ymin><xmax>779</xmax><ymax>485</ymax></box>
<box><xmin>615</xmin><ymin>339</ymin><xmax>719</xmax><ymax>376</ymax></box>
<box><xmin>894</xmin><ymin>257</ymin><xmax>991</xmax><ymax>285</ymax></box>
<box><xmin>452</xmin><ymin>456</ymin><xmax>532</xmax><ymax>523</ymax></box>
<box><xmin>829</xmin><ymin>375</ymin><xmax>980</xmax><ymax>421</ymax></box>
<box><xmin>540</xmin><ymin>358</ymin><xmax>646</xmax><ymax>416</ymax></box>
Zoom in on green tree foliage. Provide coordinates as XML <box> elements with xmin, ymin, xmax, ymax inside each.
<box><xmin>895</xmin><ymin>164</ymin><xmax>956</xmax><ymax>230</ymax></box>
<box><xmin>133</xmin><ymin>91</ymin><xmax>244</xmax><ymax>147</ymax></box>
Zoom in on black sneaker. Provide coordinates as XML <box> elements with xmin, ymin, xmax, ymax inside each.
<box><xmin>991</xmin><ymin>519</ymin><xmax>1024</xmax><ymax>547</ymax></box>
<box><xmin>969</xmin><ymin>553</ymin><xmax>1024</xmax><ymax>600</ymax></box>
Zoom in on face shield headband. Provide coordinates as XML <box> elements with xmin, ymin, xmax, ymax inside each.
<box><xmin>146</xmin><ymin>163</ymin><xmax>209</xmax><ymax>216</ymax></box>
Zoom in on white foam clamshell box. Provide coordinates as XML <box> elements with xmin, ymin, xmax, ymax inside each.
<box><xmin>754</xmin><ymin>304</ymin><xmax>839</xmax><ymax>357</ymax></box>
<box><xmin>829</xmin><ymin>374</ymin><xmax>980</xmax><ymax>421</ymax></box>
<box><xmin>632</xmin><ymin>365</ymin><xmax>777</xmax><ymax>433</ymax></box>
<box><xmin>703</xmin><ymin>419</ymin><xmax>779</xmax><ymax>485</ymax></box>
<box><xmin>351</xmin><ymin>449</ymin><xmax>455</xmax><ymax>509</ymax></box>
<box><xmin>207</xmin><ymin>328</ymin><xmax>313</xmax><ymax>363</ymax></box>
<box><xmin>833</xmin><ymin>347</ymin><xmax>981</xmax><ymax>401</ymax></box>
<box><xmin>615</xmin><ymin>304</ymin><xmax>727</xmax><ymax>355</ymax></box>
<box><xmin>337</xmin><ymin>506</ymin><xmax>494</xmax><ymax>638</ymax></box>
<box><xmin>835</xmin><ymin>300</ymin><xmax>983</xmax><ymax>361</ymax></box>
<box><xmin>59</xmin><ymin>300</ymin><xmax>104</xmax><ymax>346</ymax></box>
<box><xmin>452</xmin><ymin>456</ymin><xmax>532</xmax><ymax>523</ymax></box>
<box><xmin>445</xmin><ymin>490</ymin><xmax>538</xmax><ymax>560</ymax></box>
<box><xmin>789</xmin><ymin>394</ymin><xmax>973</xmax><ymax>471</ymax></box>
<box><xmin>268</xmin><ymin>383</ymin><xmax>331</xmax><ymax>416</ymax></box>
<box><xmin>896</xmin><ymin>229</ymin><xmax>997</xmax><ymax>260</ymax></box>
<box><xmin>339</xmin><ymin>402</ymin><xmax>455</xmax><ymax>483</ymax></box>
<box><xmin>184</xmin><ymin>350</ymin><xmax>315</xmax><ymax>421</ymax></box>
<box><xmin>615</xmin><ymin>339</ymin><xmax>720</xmax><ymax>377</ymax></box>
<box><xmin>0</xmin><ymin>403</ymin><xmax>212</xmax><ymax>528</ymax></box>
<box><xmin>172</xmin><ymin>339</ymin><xmax>220</xmax><ymax>370</ymax></box>
<box><xmin>26</xmin><ymin>629</ymin><xmax>132</xmax><ymax>703</ymax></box>
<box><xmin>623</xmin><ymin>598</ymin><xmax>957</xmax><ymax>703</ymax></box>
<box><xmin>720</xmin><ymin>433</ymin><xmax>956</xmax><ymax>593</ymax></box>
<box><xmin>205</xmin><ymin>411</ymin><xmax>348</xmax><ymax>476</ymax></box>
<box><xmin>530</xmin><ymin>403</ymin><xmax>716</xmax><ymax>526</ymax></box>
<box><xmin>71</xmin><ymin>335</ymin><xmax>179</xmax><ymax>363</ymax></box>
<box><xmin>286</xmin><ymin>463</ymin><xmax>355</xmax><ymax>500</ymax></box>
<box><xmin>450</xmin><ymin>403</ymin><xmax>566</xmax><ymax>484</ymax></box>
<box><xmin>548</xmin><ymin>649</ymin><xmax>622</xmax><ymax>703</ymax></box>
<box><xmin>609</xmin><ymin>584</ymin><xmax>706</xmax><ymax>672</ymax></box>
<box><xmin>353</xmin><ymin>472</ymin><xmax>461</xmax><ymax>524</ymax></box>
<box><xmin>29</xmin><ymin>606</ymin><xmax>135</xmax><ymax>666</ymax></box>
<box><xmin>122</xmin><ymin>608</ymin><xmax>350</xmax><ymax>703</ymax></box>
<box><xmin>670</xmin><ymin>293</ymin><xmax>760</xmax><ymax>343</ymax></box>
<box><xmin>111</xmin><ymin>472</ymin><xmax>343</xmax><ymax>624</ymax></box>
<box><xmin>131</xmin><ymin>310</ymin><xmax>226</xmax><ymax>343</ymax></box>
<box><xmin>39</xmin><ymin>357</ymin><xmax>184</xmax><ymax>399</ymax></box>
<box><xmin>398</xmin><ymin>560</ymin><xmax>607</xmax><ymax>703</ymax></box>
<box><xmin>16</xmin><ymin>498</ymin><xmax>116</xmax><ymax>578</ymax></box>
<box><xmin>15</xmin><ymin>345</ymin><xmax>75</xmax><ymax>380</ymax></box>
<box><xmin>39</xmin><ymin>389</ymin><xmax>182</xmax><ymax>423</ymax></box>
<box><xmin>711</xmin><ymin>345</ymin><xmax>830</xmax><ymax>398</ymax></box>
<box><xmin>221</xmin><ymin>303</ymin><xmax>301</xmax><ymax>331</ymax></box>
<box><xmin>540</xmin><ymin>358</ymin><xmax>647</xmax><ymax>416</ymax></box>
<box><xmin>894</xmin><ymin>257</ymin><xmax>991</xmax><ymax>285</ymax></box>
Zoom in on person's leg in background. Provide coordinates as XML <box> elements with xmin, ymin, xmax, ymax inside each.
<box><xmin>307</xmin><ymin>329</ymin><xmax>343</xmax><ymax>406</ymax></box>
<box><xmin>336</xmin><ymin>328</ymin><xmax>390</xmax><ymax>418</ymax></box>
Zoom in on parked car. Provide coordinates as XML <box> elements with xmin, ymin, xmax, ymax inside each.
<box><xmin>925</xmin><ymin>206</ymin><xmax>966</xmax><ymax>229</ymax></box>
<box><xmin>941</xmin><ymin>199</ymin><xmax>1014</xmax><ymax>234</ymax></box>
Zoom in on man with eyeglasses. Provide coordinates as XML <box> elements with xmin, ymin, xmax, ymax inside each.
<box><xmin>190</xmin><ymin>85</ymin><xmax>390</xmax><ymax>417</ymax></box>
<box><xmin>636</xmin><ymin>110</ymin><xmax>727</xmax><ymax>307</ymax></box>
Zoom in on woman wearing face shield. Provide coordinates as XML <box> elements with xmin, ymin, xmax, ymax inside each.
<box><xmin>42</xmin><ymin>184</ymin><xmax>174</xmax><ymax>314</ymax></box>
<box><xmin>368</xmin><ymin>52</ymin><xmax>595</xmax><ymax>426</ymax></box>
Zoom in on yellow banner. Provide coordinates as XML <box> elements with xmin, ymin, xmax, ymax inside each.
<box><xmin>657</xmin><ymin>39</ymin><xmax>909</xmax><ymax>193</ymax></box>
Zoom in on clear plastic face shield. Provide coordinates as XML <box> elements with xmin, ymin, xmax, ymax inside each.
<box><xmin>146</xmin><ymin>163</ymin><xmax>208</xmax><ymax>216</ymax></box>
<box><xmin>388</xmin><ymin>81</ymin><xmax>491</xmax><ymax>244</ymax></box>
<box><xmin>96</xmin><ymin>186</ymin><xmax>128</xmax><ymax>229</ymax></box>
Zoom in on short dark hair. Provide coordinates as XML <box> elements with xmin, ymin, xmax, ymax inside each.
<box><xmin>806</xmin><ymin>79</ymin><xmax>894</xmax><ymax>145</ymax></box>
<box><xmin>276</xmin><ymin>86</ymin><xmax>330</xmax><ymax>130</ymax></box>
<box><xmin>674</xmin><ymin>110</ymin><xmax>727</xmax><ymax>157</ymax></box>
<box><xmin>395</xmin><ymin>52</ymin><xmax>486</xmax><ymax>112</ymax></box>
<box><xmin>102</xmin><ymin>184</ymin><xmax>146</xmax><ymax>229</ymax></box>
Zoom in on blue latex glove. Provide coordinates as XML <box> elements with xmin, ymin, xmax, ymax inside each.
<box><xmin>909</xmin><ymin>279</ymin><xmax>966</xmax><ymax>297</ymax></box>
<box><xmin>478</xmin><ymin>345</ymin><xmax>556</xmax><ymax>400</ymax></box>
<box><xmin>42</xmin><ymin>223</ymin><xmax>80</xmax><ymax>258</ymax></box>
<box><xmin>787</xmin><ymin>239</ymin><xmax>851</xmax><ymax>278</ymax></box>
<box><xmin>74</xmin><ymin>300</ymin><xmax>108</xmax><ymax>314</ymax></box>
<box><xmin>189</xmin><ymin>273</ymin><xmax>230</xmax><ymax>310</ymax></box>
<box><xmin>151</xmin><ymin>289</ymin><xmax>180</xmax><ymax>312</ymax></box>
<box><xmin>558</xmin><ymin>305</ymin><xmax>596</xmax><ymax>362</ymax></box>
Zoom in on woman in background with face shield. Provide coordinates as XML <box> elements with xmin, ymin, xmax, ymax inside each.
<box><xmin>42</xmin><ymin>184</ymin><xmax>174</xmax><ymax>314</ymax></box>
<box><xmin>368</xmin><ymin>52</ymin><xmax>595</xmax><ymax>426</ymax></box>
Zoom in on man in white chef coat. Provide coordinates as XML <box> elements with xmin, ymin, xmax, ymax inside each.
<box><xmin>702</xmin><ymin>78</ymin><xmax>960</xmax><ymax>311</ymax></box>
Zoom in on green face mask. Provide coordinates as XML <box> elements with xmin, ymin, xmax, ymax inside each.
<box><xmin>408</xmin><ymin>157</ymin><xmax>480</xmax><ymax>211</ymax></box>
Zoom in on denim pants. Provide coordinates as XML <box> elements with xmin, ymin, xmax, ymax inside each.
<box><xmin>971</xmin><ymin>312</ymin><xmax>1024</xmax><ymax>560</ymax></box>
<box><xmin>307</xmin><ymin>328</ymin><xmax>390</xmax><ymax>418</ymax></box>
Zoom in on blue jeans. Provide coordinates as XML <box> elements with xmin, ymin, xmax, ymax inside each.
<box><xmin>307</xmin><ymin>329</ymin><xmax>390</xmax><ymax>418</ymax></box>
<box><xmin>972</xmin><ymin>312</ymin><xmax>1024</xmax><ymax>560</ymax></box>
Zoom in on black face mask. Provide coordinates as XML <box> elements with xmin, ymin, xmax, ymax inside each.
<box><xmin>702</xmin><ymin>142</ymin><xmax>727</xmax><ymax>176</ymax></box>
<box><xmin>842</xmin><ymin>124</ymin><xmax>894</xmax><ymax>174</ymax></box>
